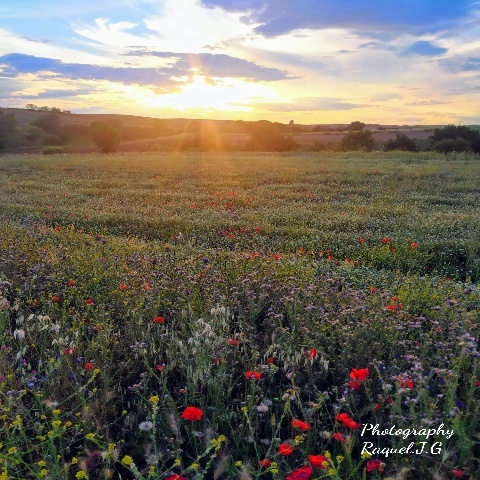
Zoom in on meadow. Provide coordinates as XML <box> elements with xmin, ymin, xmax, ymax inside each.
<box><xmin>0</xmin><ymin>151</ymin><xmax>479</xmax><ymax>480</ymax></box>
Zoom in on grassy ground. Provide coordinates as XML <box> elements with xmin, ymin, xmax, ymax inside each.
<box><xmin>0</xmin><ymin>152</ymin><xmax>479</xmax><ymax>480</ymax></box>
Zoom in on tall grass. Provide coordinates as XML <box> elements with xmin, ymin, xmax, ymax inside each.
<box><xmin>0</xmin><ymin>152</ymin><xmax>479</xmax><ymax>479</ymax></box>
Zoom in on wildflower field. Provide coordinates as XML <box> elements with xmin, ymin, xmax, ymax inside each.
<box><xmin>0</xmin><ymin>151</ymin><xmax>479</xmax><ymax>480</ymax></box>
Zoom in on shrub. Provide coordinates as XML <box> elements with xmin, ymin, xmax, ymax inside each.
<box><xmin>90</xmin><ymin>121</ymin><xmax>120</xmax><ymax>153</ymax></box>
<box><xmin>42</xmin><ymin>133</ymin><xmax>62</xmax><ymax>146</ymax></box>
<box><xmin>340</xmin><ymin>129</ymin><xmax>374</xmax><ymax>151</ymax></box>
<box><xmin>384</xmin><ymin>133</ymin><xmax>418</xmax><ymax>152</ymax></box>
<box><xmin>431</xmin><ymin>138</ymin><xmax>471</xmax><ymax>154</ymax></box>
<box><xmin>42</xmin><ymin>146</ymin><xmax>66</xmax><ymax>154</ymax></box>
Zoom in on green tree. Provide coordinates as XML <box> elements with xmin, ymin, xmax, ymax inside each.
<box><xmin>31</xmin><ymin>113</ymin><xmax>62</xmax><ymax>135</ymax></box>
<box><xmin>430</xmin><ymin>124</ymin><xmax>480</xmax><ymax>153</ymax></box>
<box><xmin>347</xmin><ymin>121</ymin><xmax>366</xmax><ymax>131</ymax></box>
<box><xmin>384</xmin><ymin>133</ymin><xmax>418</xmax><ymax>152</ymax></box>
<box><xmin>0</xmin><ymin>110</ymin><xmax>17</xmax><ymax>150</ymax></box>
<box><xmin>431</xmin><ymin>138</ymin><xmax>471</xmax><ymax>154</ymax></box>
<box><xmin>89</xmin><ymin>121</ymin><xmax>120</xmax><ymax>153</ymax></box>
<box><xmin>340</xmin><ymin>129</ymin><xmax>374</xmax><ymax>151</ymax></box>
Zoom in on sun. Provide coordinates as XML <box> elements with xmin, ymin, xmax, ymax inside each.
<box><xmin>133</xmin><ymin>75</ymin><xmax>278</xmax><ymax>113</ymax></box>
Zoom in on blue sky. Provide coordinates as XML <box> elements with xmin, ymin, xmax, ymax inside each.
<box><xmin>1</xmin><ymin>0</ymin><xmax>480</xmax><ymax>124</ymax></box>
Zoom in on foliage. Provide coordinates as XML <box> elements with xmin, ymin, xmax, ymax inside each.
<box><xmin>384</xmin><ymin>133</ymin><xmax>418</xmax><ymax>152</ymax></box>
<box><xmin>347</xmin><ymin>121</ymin><xmax>366</xmax><ymax>131</ymax></box>
<box><xmin>0</xmin><ymin>110</ymin><xmax>17</xmax><ymax>150</ymax></box>
<box><xmin>31</xmin><ymin>113</ymin><xmax>63</xmax><ymax>135</ymax></box>
<box><xmin>430</xmin><ymin>124</ymin><xmax>480</xmax><ymax>153</ymax></box>
<box><xmin>0</xmin><ymin>152</ymin><xmax>479</xmax><ymax>479</ymax></box>
<box><xmin>89</xmin><ymin>121</ymin><xmax>121</xmax><ymax>153</ymax></box>
<box><xmin>431</xmin><ymin>138</ymin><xmax>472</xmax><ymax>154</ymax></box>
<box><xmin>246</xmin><ymin>121</ymin><xmax>299</xmax><ymax>151</ymax></box>
<box><xmin>340</xmin><ymin>129</ymin><xmax>375</xmax><ymax>151</ymax></box>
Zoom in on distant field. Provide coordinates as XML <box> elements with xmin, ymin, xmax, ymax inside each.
<box><xmin>1</xmin><ymin>152</ymin><xmax>479</xmax><ymax>479</ymax></box>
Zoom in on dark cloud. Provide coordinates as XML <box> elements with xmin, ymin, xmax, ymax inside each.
<box><xmin>0</xmin><ymin>52</ymin><xmax>292</xmax><ymax>90</ymax></box>
<box><xmin>402</xmin><ymin>41</ymin><xmax>448</xmax><ymax>56</ymax></box>
<box><xmin>125</xmin><ymin>50</ymin><xmax>292</xmax><ymax>81</ymax></box>
<box><xmin>440</xmin><ymin>56</ymin><xmax>480</xmax><ymax>73</ymax></box>
<box><xmin>404</xmin><ymin>100</ymin><xmax>448</xmax><ymax>106</ymax></box>
<box><xmin>200</xmin><ymin>0</ymin><xmax>477</xmax><ymax>37</ymax></box>
<box><xmin>371</xmin><ymin>93</ymin><xmax>403</xmax><ymax>101</ymax></box>
<box><xmin>13</xmin><ymin>88</ymin><xmax>97</xmax><ymax>99</ymax></box>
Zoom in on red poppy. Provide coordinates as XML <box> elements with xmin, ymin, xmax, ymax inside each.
<box><xmin>475</xmin><ymin>381</ymin><xmax>480</xmax><ymax>387</ymax></box>
<box><xmin>84</xmin><ymin>362</ymin><xmax>95</xmax><ymax>371</ymax></box>
<box><xmin>272</xmin><ymin>254</ymin><xmax>281</xmax><ymax>260</ymax></box>
<box><xmin>410</xmin><ymin>242</ymin><xmax>419</xmax><ymax>249</ymax></box>
<box><xmin>155</xmin><ymin>364</ymin><xmax>163</xmax><ymax>371</ymax></box>
<box><xmin>369</xmin><ymin>286</ymin><xmax>378</xmax><ymax>293</ymax></box>
<box><xmin>400</xmin><ymin>379</ymin><xmax>414</xmax><ymax>389</ymax></box>
<box><xmin>259</xmin><ymin>459</ymin><xmax>272</xmax><ymax>467</ymax></box>
<box><xmin>164</xmin><ymin>475</ymin><xmax>187</xmax><ymax>480</ymax></box>
<box><xmin>267</xmin><ymin>357</ymin><xmax>274</xmax><ymax>364</ymax></box>
<box><xmin>118</xmin><ymin>283</ymin><xmax>128</xmax><ymax>291</ymax></box>
<box><xmin>452</xmin><ymin>469</ymin><xmax>464</xmax><ymax>477</ymax></box>
<box><xmin>245</xmin><ymin>371</ymin><xmax>261</xmax><ymax>380</ymax></box>
<box><xmin>63</xmin><ymin>347</ymin><xmax>75</xmax><ymax>355</ymax></box>
<box><xmin>51</xmin><ymin>295</ymin><xmax>60</xmax><ymax>302</ymax></box>
<box><xmin>348</xmin><ymin>381</ymin><xmax>362</xmax><ymax>390</ymax></box>
<box><xmin>337</xmin><ymin>413</ymin><xmax>361</xmax><ymax>430</ymax></box>
<box><xmin>153</xmin><ymin>316</ymin><xmax>164</xmax><ymax>323</ymax></box>
<box><xmin>85</xmin><ymin>299</ymin><xmax>94</xmax><ymax>306</ymax></box>
<box><xmin>291</xmin><ymin>419</ymin><xmax>311</xmax><ymax>431</ymax></box>
<box><xmin>67</xmin><ymin>280</ymin><xmax>75</xmax><ymax>287</ymax></box>
<box><xmin>350</xmin><ymin>368</ymin><xmax>369</xmax><ymax>382</ymax></box>
<box><xmin>181</xmin><ymin>406</ymin><xmax>203</xmax><ymax>421</ymax></box>
<box><xmin>332</xmin><ymin>432</ymin><xmax>345</xmax><ymax>442</ymax></box>
<box><xmin>286</xmin><ymin>466</ymin><xmax>313</xmax><ymax>480</ymax></box>
<box><xmin>381</xmin><ymin>237</ymin><xmax>392</xmax><ymax>244</ymax></box>
<box><xmin>307</xmin><ymin>349</ymin><xmax>317</xmax><ymax>359</ymax></box>
<box><xmin>229</xmin><ymin>338</ymin><xmax>239</xmax><ymax>345</ymax></box>
<box><xmin>366</xmin><ymin>459</ymin><xmax>384</xmax><ymax>472</ymax></box>
<box><xmin>278</xmin><ymin>443</ymin><xmax>295</xmax><ymax>456</ymax></box>
<box><xmin>359</xmin><ymin>238</ymin><xmax>366</xmax><ymax>243</ymax></box>
<box><xmin>308</xmin><ymin>454</ymin><xmax>328</xmax><ymax>469</ymax></box>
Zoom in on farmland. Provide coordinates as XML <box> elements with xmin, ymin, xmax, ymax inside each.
<box><xmin>0</xmin><ymin>151</ymin><xmax>480</xmax><ymax>480</ymax></box>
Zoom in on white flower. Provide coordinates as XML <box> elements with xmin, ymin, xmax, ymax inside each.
<box><xmin>139</xmin><ymin>421</ymin><xmax>153</xmax><ymax>431</ymax></box>
<box><xmin>13</xmin><ymin>329</ymin><xmax>25</xmax><ymax>341</ymax></box>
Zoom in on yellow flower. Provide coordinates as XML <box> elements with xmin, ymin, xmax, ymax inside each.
<box><xmin>149</xmin><ymin>395</ymin><xmax>159</xmax><ymax>404</ymax></box>
<box><xmin>107</xmin><ymin>443</ymin><xmax>116</xmax><ymax>453</ymax></box>
<box><xmin>173</xmin><ymin>459</ymin><xmax>182</xmax><ymax>467</ymax></box>
<box><xmin>37</xmin><ymin>460</ymin><xmax>46</xmax><ymax>467</ymax></box>
<box><xmin>52</xmin><ymin>420</ymin><xmax>62</xmax><ymax>428</ymax></box>
<box><xmin>39</xmin><ymin>469</ymin><xmax>48</xmax><ymax>478</ymax></box>
<box><xmin>235</xmin><ymin>461</ymin><xmax>243</xmax><ymax>467</ymax></box>
<box><xmin>336</xmin><ymin>455</ymin><xmax>344</xmax><ymax>462</ymax></box>
<box><xmin>324</xmin><ymin>450</ymin><xmax>331</xmax><ymax>459</ymax></box>
<box><xmin>121</xmin><ymin>455</ymin><xmax>134</xmax><ymax>466</ymax></box>
<box><xmin>75</xmin><ymin>471</ymin><xmax>89</xmax><ymax>479</ymax></box>
<box><xmin>71</xmin><ymin>457</ymin><xmax>78</xmax><ymax>465</ymax></box>
<box><xmin>361</xmin><ymin>450</ymin><xmax>372</xmax><ymax>459</ymax></box>
<box><xmin>7</xmin><ymin>447</ymin><xmax>17</xmax><ymax>455</ymax></box>
<box><xmin>328</xmin><ymin>468</ymin><xmax>337</xmax><ymax>476</ymax></box>
<box><xmin>52</xmin><ymin>409</ymin><xmax>61</xmax><ymax>415</ymax></box>
<box><xmin>190</xmin><ymin>463</ymin><xmax>200</xmax><ymax>470</ymax></box>
<box><xmin>65</xmin><ymin>421</ymin><xmax>72</xmax><ymax>427</ymax></box>
<box><xmin>85</xmin><ymin>433</ymin><xmax>95</xmax><ymax>441</ymax></box>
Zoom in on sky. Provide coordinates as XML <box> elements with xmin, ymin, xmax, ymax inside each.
<box><xmin>1</xmin><ymin>0</ymin><xmax>480</xmax><ymax>125</ymax></box>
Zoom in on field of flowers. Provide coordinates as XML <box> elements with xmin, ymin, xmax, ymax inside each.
<box><xmin>0</xmin><ymin>151</ymin><xmax>479</xmax><ymax>480</ymax></box>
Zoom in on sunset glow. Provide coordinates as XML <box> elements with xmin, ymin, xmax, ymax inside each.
<box><xmin>1</xmin><ymin>0</ymin><xmax>480</xmax><ymax>124</ymax></box>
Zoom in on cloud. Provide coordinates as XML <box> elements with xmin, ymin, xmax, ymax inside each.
<box><xmin>402</xmin><ymin>41</ymin><xmax>448</xmax><ymax>56</ymax></box>
<box><xmin>200</xmin><ymin>0</ymin><xmax>478</xmax><ymax>37</ymax></box>
<box><xmin>250</xmin><ymin>97</ymin><xmax>364</xmax><ymax>112</ymax></box>
<box><xmin>371</xmin><ymin>93</ymin><xmax>403</xmax><ymax>101</ymax></box>
<box><xmin>0</xmin><ymin>52</ymin><xmax>291</xmax><ymax>92</ymax></box>
<box><xmin>126</xmin><ymin>50</ymin><xmax>292</xmax><ymax>81</ymax></box>
<box><xmin>404</xmin><ymin>100</ymin><xmax>448</xmax><ymax>106</ymax></box>
<box><xmin>440</xmin><ymin>56</ymin><xmax>480</xmax><ymax>72</ymax></box>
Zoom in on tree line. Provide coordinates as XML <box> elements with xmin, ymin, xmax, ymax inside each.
<box><xmin>0</xmin><ymin>109</ymin><xmax>479</xmax><ymax>154</ymax></box>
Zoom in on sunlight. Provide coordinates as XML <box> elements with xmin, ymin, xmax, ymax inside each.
<box><xmin>134</xmin><ymin>75</ymin><xmax>278</xmax><ymax>113</ymax></box>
